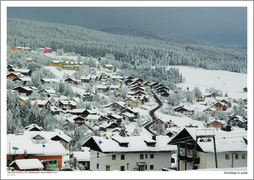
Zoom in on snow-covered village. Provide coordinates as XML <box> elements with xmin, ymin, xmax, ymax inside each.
<box><xmin>2</xmin><ymin>4</ymin><xmax>252</xmax><ymax>179</ymax></box>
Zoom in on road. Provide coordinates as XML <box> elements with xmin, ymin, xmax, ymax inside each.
<box><xmin>144</xmin><ymin>90</ymin><xmax>163</xmax><ymax>136</ymax></box>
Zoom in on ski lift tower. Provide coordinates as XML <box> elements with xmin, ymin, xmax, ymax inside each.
<box><xmin>192</xmin><ymin>129</ymin><xmax>218</xmax><ymax>170</ymax></box>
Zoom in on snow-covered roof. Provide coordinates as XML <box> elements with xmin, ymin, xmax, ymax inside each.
<box><xmin>85</xmin><ymin>135</ymin><xmax>176</xmax><ymax>153</ymax></box>
<box><xmin>185</xmin><ymin>128</ymin><xmax>247</xmax><ymax>152</ymax></box>
<box><xmin>81</xmin><ymin>75</ymin><xmax>91</xmax><ymax>79</ymax></box>
<box><xmin>7</xmin><ymin>131</ymin><xmax>67</xmax><ymax>156</ymax></box>
<box><xmin>59</xmin><ymin>100</ymin><xmax>77</xmax><ymax>106</ymax></box>
<box><xmin>65</xmin><ymin>77</ymin><xmax>78</xmax><ymax>81</ymax></box>
<box><xmin>44</xmin><ymin>88</ymin><xmax>56</xmax><ymax>94</ymax></box>
<box><xmin>207</xmin><ymin>119</ymin><xmax>225</xmax><ymax>125</ymax></box>
<box><xmin>91</xmin><ymin>75</ymin><xmax>97</xmax><ymax>79</ymax></box>
<box><xmin>110</xmin><ymin>113</ymin><xmax>123</xmax><ymax>119</ymax></box>
<box><xmin>20</xmin><ymin>77</ymin><xmax>32</xmax><ymax>81</ymax></box>
<box><xmin>25</xmin><ymin>124</ymin><xmax>43</xmax><ymax>131</ymax></box>
<box><xmin>104</xmin><ymin>64</ymin><xmax>113</xmax><ymax>67</ymax></box>
<box><xmin>12</xmin><ymin>68</ymin><xmax>31</xmax><ymax>73</ymax></box>
<box><xmin>68</xmin><ymin>108</ymin><xmax>86</xmax><ymax>113</ymax></box>
<box><xmin>51</xmin><ymin>60</ymin><xmax>63</xmax><ymax>63</ymax></box>
<box><xmin>42</xmin><ymin>78</ymin><xmax>60</xmax><ymax>83</ymax></box>
<box><xmin>30</xmin><ymin>100</ymin><xmax>51</xmax><ymax>108</ymax></box>
<box><xmin>214</xmin><ymin>101</ymin><xmax>227</xmax><ymax>107</ymax></box>
<box><xmin>29</xmin><ymin>86</ymin><xmax>38</xmax><ymax>90</ymax></box>
<box><xmin>51</xmin><ymin>106</ymin><xmax>61</xmax><ymax>112</ymax></box>
<box><xmin>96</xmin><ymin>85</ymin><xmax>107</xmax><ymax>89</ymax></box>
<box><xmin>10</xmin><ymin>159</ymin><xmax>43</xmax><ymax>170</ymax></box>
<box><xmin>122</xmin><ymin>112</ymin><xmax>135</xmax><ymax>118</ymax></box>
<box><xmin>86</xmin><ymin>114</ymin><xmax>101</xmax><ymax>120</ymax></box>
<box><xmin>110</xmin><ymin>85</ymin><xmax>120</xmax><ymax>89</ymax></box>
<box><xmin>7</xmin><ymin>72</ymin><xmax>20</xmax><ymax>76</ymax></box>
<box><xmin>14</xmin><ymin>86</ymin><xmax>33</xmax><ymax>91</ymax></box>
<box><xmin>18</xmin><ymin>96</ymin><xmax>30</xmax><ymax>101</ymax></box>
<box><xmin>72</xmin><ymin>151</ymin><xmax>90</xmax><ymax>161</ymax></box>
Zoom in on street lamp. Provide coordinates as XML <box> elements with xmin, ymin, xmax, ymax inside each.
<box><xmin>12</xmin><ymin>147</ymin><xmax>18</xmax><ymax>161</ymax></box>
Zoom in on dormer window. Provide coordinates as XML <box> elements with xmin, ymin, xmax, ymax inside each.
<box><xmin>144</xmin><ymin>140</ymin><xmax>156</xmax><ymax>147</ymax></box>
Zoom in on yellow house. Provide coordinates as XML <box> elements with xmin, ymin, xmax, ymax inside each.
<box><xmin>136</xmin><ymin>98</ymin><xmax>142</xmax><ymax>105</ymax></box>
<box><xmin>63</xmin><ymin>65</ymin><xmax>79</xmax><ymax>71</ymax></box>
<box><xmin>18</xmin><ymin>97</ymin><xmax>28</xmax><ymax>105</ymax></box>
<box><xmin>196</xmin><ymin>95</ymin><xmax>205</xmax><ymax>102</ymax></box>
<box><xmin>80</xmin><ymin>61</ymin><xmax>87</xmax><ymax>65</ymax></box>
<box><xmin>124</xmin><ymin>98</ymin><xmax>138</xmax><ymax>108</ymax></box>
<box><xmin>50</xmin><ymin>60</ymin><xmax>63</xmax><ymax>67</ymax></box>
<box><xmin>7</xmin><ymin>53</ymin><xmax>11</xmax><ymax>57</ymax></box>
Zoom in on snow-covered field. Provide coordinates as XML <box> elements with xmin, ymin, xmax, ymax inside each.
<box><xmin>44</xmin><ymin>66</ymin><xmax>76</xmax><ymax>80</ymax></box>
<box><xmin>167</xmin><ymin>66</ymin><xmax>247</xmax><ymax>100</ymax></box>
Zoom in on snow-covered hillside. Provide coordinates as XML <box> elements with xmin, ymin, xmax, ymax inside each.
<box><xmin>44</xmin><ymin>66</ymin><xmax>76</xmax><ymax>80</ymax></box>
<box><xmin>167</xmin><ymin>66</ymin><xmax>247</xmax><ymax>100</ymax></box>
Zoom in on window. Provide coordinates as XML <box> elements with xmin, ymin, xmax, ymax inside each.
<box><xmin>150</xmin><ymin>165</ymin><xmax>154</xmax><ymax>170</ymax></box>
<box><xmin>121</xmin><ymin>154</ymin><xmax>125</xmax><ymax>160</ymax></box>
<box><xmin>225</xmin><ymin>154</ymin><xmax>230</xmax><ymax>160</ymax></box>
<box><xmin>106</xmin><ymin>165</ymin><xmax>110</xmax><ymax>171</ymax></box>
<box><xmin>112</xmin><ymin>154</ymin><xmax>116</xmax><ymax>160</ymax></box>
<box><xmin>145</xmin><ymin>154</ymin><xmax>147</xmax><ymax>159</ymax></box>
<box><xmin>235</xmin><ymin>153</ymin><xmax>239</xmax><ymax>159</ymax></box>
<box><xmin>150</xmin><ymin>154</ymin><xmax>154</xmax><ymax>159</ymax></box>
<box><xmin>242</xmin><ymin>153</ymin><xmax>246</xmax><ymax>159</ymax></box>
<box><xmin>171</xmin><ymin>158</ymin><xmax>175</xmax><ymax>163</ymax></box>
<box><xmin>140</xmin><ymin>154</ymin><xmax>144</xmax><ymax>159</ymax></box>
<box><xmin>120</xmin><ymin>166</ymin><xmax>125</xmax><ymax>171</ymax></box>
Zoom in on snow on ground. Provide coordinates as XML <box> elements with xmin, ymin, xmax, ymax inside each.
<box><xmin>155</xmin><ymin>108</ymin><xmax>206</xmax><ymax>131</ymax></box>
<box><xmin>44</xmin><ymin>66</ymin><xmax>76</xmax><ymax>80</ymax></box>
<box><xmin>166</xmin><ymin>66</ymin><xmax>247</xmax><ymax>100</ymax></box>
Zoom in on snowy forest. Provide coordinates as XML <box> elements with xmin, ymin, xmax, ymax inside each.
<box><xmin>7</xmin><ymin>18</ymin><xmax>247</xmax><ymax>73</ymax></box>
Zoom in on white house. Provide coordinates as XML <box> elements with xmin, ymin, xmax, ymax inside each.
<box><xmin>82</xmin><ymin>135</ymin><xmax>177</xmax><ymax>171</ymax></box>
<box><xmin>85</xmin><ymin>114</ymin><xmax>102</xmax><ymax>125</ymax></box>
<box><xmin>168</xmin><ymin>128</ymin><xmax>247</xmax><ymax>171</ymax></box>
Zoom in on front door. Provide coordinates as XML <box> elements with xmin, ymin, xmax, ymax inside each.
<box><xmin>138</xmin><ymin>165</ymin><xmax>145</xmax><ymax>171</ymax></box>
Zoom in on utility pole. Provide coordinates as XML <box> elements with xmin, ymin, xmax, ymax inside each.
<box><xmin>192</xmin><ymin>135</ymin><xmax>218</xmax><ymax>170</ymax></box>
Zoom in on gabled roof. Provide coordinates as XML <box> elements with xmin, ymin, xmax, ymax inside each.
<box><xmin>7</xmin><ymin>131</ymin><xmax>67</xmax><ymax>156</ymax></box>
<box><xmin>13</xmin><ymin>86</ymin><xmax>33</xmax><ymax>92</ymax></box>
<box><xmin>25</xmin><ymin>124</ymin><xmax>43</xmax><ymax>131</ymax></box>
<box><xmin>51</xmin><ymin>132</ymin><xmax>72</xmax><ymax>143</ymax></box>
<box><xmin>65</xmin><ymin>77</ymin><xmax>78</xmax><ymax>82</ymax></box>
<box><xmin>10</xmin><ymin>159</ymin><xmax>43</xmax><ymax>170</ymax></box>
<box><xmin>214</xmin><ymin>101</ymin><xmax>227</xmax><ymax>107</ymax></box>
<box><xmin>168</xmin><ymin>128</ymin><xmax>247</xmax><ymax>153</ymax></box>
<box><xmin>103</xmin><ymin>64</ymin><xmax>113</xmax><ymax>68</ymax></box>
<box><xmin>110</xmin><ymin>101</ymin><xmax>126</xmax><ymax>107</ymax></box>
